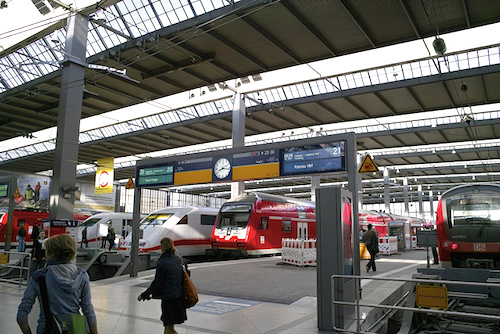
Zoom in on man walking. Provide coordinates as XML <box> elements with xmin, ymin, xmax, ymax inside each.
<box><xmin>362</xmin><ymin>224</ymin><xmax>379</xmax><ymax>272</ymax></box>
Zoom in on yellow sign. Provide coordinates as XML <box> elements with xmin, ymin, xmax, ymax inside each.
<box><xmin>416</xmin><ymin>285</ymin><xmax>448</xmax><ymax>309</ymax></box>
<box><xmin>358</xmin><ymin>154</ymin><xmax>379</xmax><ymax>173</ymax></box>
<box><xmin>95</xmin><ymin>157</ymin><xmax>114</xmax><ymax>194</ymax></box>
<box><xmin>126</xmin><ymin>177</ymin><xmax>134</xmax><ymax>189</ymax></box>
<box><xmin>0</xmin><ymin>253</ymin><xmax>9</xmax><ymax>264</ymax></box>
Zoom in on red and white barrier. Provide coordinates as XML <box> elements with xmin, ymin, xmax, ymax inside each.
<box><xmin>411</xmin><ymin>235</ymin><xmax>425</xmax><ymax>250</ymax></box>
<box><xmin>281</xmin><ymin>238</ymin><xmax>317</xmax><ymax>266</ymax></box>
<box><xmin>378</xmin><ymin>236</ymin><xmax>398</xmax><ymax>255</ymax></box>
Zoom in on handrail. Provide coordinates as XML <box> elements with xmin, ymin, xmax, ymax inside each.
<box><xmin>0</xmin><ymin>251</ymin><xmax>31</xmax><ymax>287</ymax></box>
<box><xmin>331</xmin><ymin>274</ymin><xmax>500</xmax><ymax>334</ymax></box>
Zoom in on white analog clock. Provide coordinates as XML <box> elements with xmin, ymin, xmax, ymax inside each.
<box><xmin>214</xmin><ymin>157</ymin><xmax>231</xmax><ymax>179</ymax></box>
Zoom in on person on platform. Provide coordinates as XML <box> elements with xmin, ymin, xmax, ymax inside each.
<box><xmin>107</xmin><ymin>228</ymin><xmax>116</xmax><ymax>251</ymax></box>
<box><xmin>17</xmin><ymin>223</ymin><xmax>27</xmax><ymax>252</ymax></box>
<box><xmin>362</xmin><ymin>224</ymin><xmax>379</xmax><ymax>272</ymax></box>
<box><xmin>31</xmin><ymin>221</ymin><xmax>40</xmax><ymax>241</ymax></box>
<box><xmin>17</xmin><ymin>234</ymin><xmax>98</xmax><ymax>334</ymax></box>
<box><xmin>138</xmin><ymin>237</ymin><xmax>187</xmax><ymax>334</ymax></box>
<box><xmin>30</xmin><ymin>231</ymin><xmax>47</xmax><ymax>277</ymax></box>
<box><xmin>81</xmin><ymin>226</ymin><xmax>88</xmax><ymax>248</ymax></box>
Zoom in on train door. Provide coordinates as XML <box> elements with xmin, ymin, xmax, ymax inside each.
<box><xmin>297</xmin><ymin>222</ymin><xmax>308</xmax><ymax>239</ymax></box>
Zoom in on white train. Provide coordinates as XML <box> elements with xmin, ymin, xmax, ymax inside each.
<box><xmin>78</xmin><ymin>212</ymin><xmax>146</xmax><ymax>249</ymax></box>
<box><xmin>119</xmin><ymin>206</ymin><xmax>219</xmax><ymax>256</ymax></box>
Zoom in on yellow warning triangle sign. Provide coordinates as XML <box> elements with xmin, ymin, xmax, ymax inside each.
<box><xmin>126</xmin><ymin>177</ymin><xmax>135</xmax><ymax>189</ymax></box>
<box><xmin>358</xmin><ymin>154</ymin><xmax>379</xmax><ymax>173</ymax></box>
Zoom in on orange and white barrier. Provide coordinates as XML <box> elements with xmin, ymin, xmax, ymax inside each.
<box><xmin>281</xmin><ymin>238</ymin><xmax>317</xmax><ymax>266</ymax></box>
<box><xmin>378</xmin><ymin>236</ymin><xmax>398</xmax><ymax>255</ymax></box>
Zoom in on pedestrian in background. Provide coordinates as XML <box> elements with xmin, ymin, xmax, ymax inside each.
<box><xmin>81</xmin><ymin>226</ymin><xmax>88</xmax><ymax>248</ymax></box>
<box><xmin>30</xmin><ymin>231</ymin><xmax>47</xmax><ymax>277</ymax></box>
<box><xmin>138</xmin><ymin>237</ymin><xmax>187</xmax><ymax>334</ymax></box>
<box><xmin>17</xmin><ymin>234</ymin><xmax>98</xmax><ymax>334</ymax></box>
<box><xmin>107</xmin><ymin>227</ymin><xmax>115</xmax><ymax>251</ymax></box>
<box><xmin>362</xmin><ymin>223</ymin><xmax>379</xmax><ymax>272</ymax></box>
<box><xmin>17</xmin><ymin>223</ymin><xmax>27</xmax><ymax>252</ymax></box>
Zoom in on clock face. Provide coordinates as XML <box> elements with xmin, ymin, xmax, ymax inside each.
<box><xmin>214</xmin><ymin>157</ymin><xmax>231</xmax><ymax>179</ymax></box>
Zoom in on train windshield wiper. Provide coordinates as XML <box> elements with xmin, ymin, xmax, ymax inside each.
<box><xmin>477</xmin><ymin>214</ymin><xmax>491</xmax><ymax>237</ymax></box>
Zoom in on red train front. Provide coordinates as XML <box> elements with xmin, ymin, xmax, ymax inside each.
<box><xmin>208</xmin><ymin>192</ymin><xmax>316</xmax><ymax>258</ymax></box>
<box><xmin>436</xmin><ymin>183</ymin><xmax>500</xmax><ymax>269</ymax></box>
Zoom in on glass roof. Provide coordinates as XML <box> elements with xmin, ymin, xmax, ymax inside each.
<box><xmin>0</xmin><ymin>0</ymin><xmax>240</xmax><ymax>93</ymax></box>
<box><xmin>0</xmin><ymin>44</ymin><xmax>499</xmax><ymax>164</ymax></box>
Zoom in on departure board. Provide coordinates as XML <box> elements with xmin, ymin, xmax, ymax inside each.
<box><xmin>280</xmin><ymin>141</ymin><xmax>345</xmax><ymax>176</ymax></box>
<box><xmin>0</xmin><ymin>182</ymin><xmax>8</xmax><ymax>198</ymax></box>
<box><xmin>136</xmin><ymin>164</ymin><xmax>174</xmax><ymax>187</ymax></box>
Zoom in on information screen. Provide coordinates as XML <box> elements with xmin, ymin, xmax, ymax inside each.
<box><xmin>137</xmin><ymin>164</ymin><xmax>174</xmax><ymax>187</ymax></box>
<box><xmin>280</xmin><ymin>141</ymin><xmax>345</xmax><ymax>176</ymax></box>
<box><xmin>0</xmin><ymin>182</ymin><xmax>8</xmax><ymax>198</ymax></box>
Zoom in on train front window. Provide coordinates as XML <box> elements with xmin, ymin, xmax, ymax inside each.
<box><xmin>216</xmin><ymin>204</ymin><xmax>251</xmax><ymax>229</ymax></box>
<box><xmin>447</xmin><ymin>195</ymin><xmax>500</xmax><ymax>227</ymax></box>
<box><xmin>140</xmin><ymin>214</ymin><xmax>174</xmax><ymax>226</ymax></box>
<box><xmin>81</xmin><ymin>218</ymin><xmax>101</xmax><ymax>227</ymax></box>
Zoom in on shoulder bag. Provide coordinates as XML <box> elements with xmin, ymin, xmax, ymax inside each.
<box><xmin>39</xmin><ymin>273</ymin><xmax>91</xmax><ymax>334</ymax></box>
<box><xmin>177</xmin><ymin>255</ymin><xmax>198</xmax><ymax>308</ymax></box>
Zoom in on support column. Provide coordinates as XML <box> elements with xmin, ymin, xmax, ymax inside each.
<box><xmin>49</xmin><ymin>13</ymin><xmax>89</xmax><ymax>220</ymax></box>
<box><xmin>429</xmin><ymin>190</ymin><xmax>435</xmax><ymax>220</ymax></box>
<box><xmin>231</xmin><ymin>93</ymin><xmax>245</xmax><ymax>198</ymax></box>
<box><xmin>403</xmin><ymin>177</ymin><xmax>409</xmax><ymax>216</ymax></box>
<box><xmin>418</xmin><ymin>185</ymin><xmax>423</xmax><ymax>218</ymax></box>
<box><xmin>384</xmin><ymin>168</ymin><xmax>390</xmax><ymax>213</ymax></box>
<box><xmin>356</xmin><ymin>154</ymin><xmax>363</xmax><ymax>208</ymax></box>
<box><xmin>311</xmin><ymin>176</ymin><xmax>320</xmax><ymax>202</ymax></box>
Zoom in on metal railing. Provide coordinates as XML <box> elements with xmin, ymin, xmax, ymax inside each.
<box><xmin>331</xmin><ymin>274</ymin><xmax>500</xmax><ymax>334</ymax></box>
<box><xmin>0</xmin><ymin>251</ymin><xmax>32</xmax><ymax>287</ymax></box>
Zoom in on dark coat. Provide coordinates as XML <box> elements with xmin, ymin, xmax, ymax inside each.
<box><xmin>141</xmin><ymin>253</ymin><xmax>184</xmax><ymax>300</ymax></box>
<box><xmin>363</xmin><ymin>228</ymin><xmax>379</xmax><ymax>254</ymax></box>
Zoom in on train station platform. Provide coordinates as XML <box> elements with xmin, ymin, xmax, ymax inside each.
<box><xmin>0</xmin><ymin>250</ymin><xmax>430</xmax><ymax>333</ymax></box>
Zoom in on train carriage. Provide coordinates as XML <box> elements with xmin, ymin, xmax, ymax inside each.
<box><xmin>436</xmin><ymin>183</ymin><xmax>500</xmax><ymax>269</ymax></box>
<box><xmin>119</xmin><ymin>206</ymin><xmax>219</xmax><ymax>256</ymax></box>
<box><xmin>208</xmin><ymin>192</ymin><xmax>316</xmax><ymax>258</ymax></box>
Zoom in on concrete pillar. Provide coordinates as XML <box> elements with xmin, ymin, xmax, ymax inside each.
<box><xmin>384</xmin><ymin>168</ymin><xmax>390</xmax><ymax>213</ymax></box>
<box><xmin>49</xmin><ymin>13</ymin><xmax>89</xmax><ymax>220</ymax></box>
<box><xmin>311</xmin><ymin>175</ymin><xmax>320</xmax><ymax>202</ymax></box>
<box><xmin>429</xmin><ymin>190</ymin><xmax>435</xmax><ymax>220</ymax></box>
<box><xmin>418</xmin><ymin>185</ymin><xmax>423</xmax><ymax>218</ymax></box>
<box><xmin>231</xmin><ymin>93</ymin><xmax>245</xmax><ymax>198</ymax></box>
<box><xmin>403</xmin><ymin>177</ymin><xmax>409</xmax><ymax>216</ymax></box>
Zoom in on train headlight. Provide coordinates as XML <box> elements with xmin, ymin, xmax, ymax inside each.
<box><xmin>139</xmin><ymin>241</ymin><xmax>146</xmax><ymax>247</ymax></box>
<box><xmin>442</xmin><ymin>241</ymin><xmax>449</xmax><ymax>247</ymax></box>
<box><xmin>451</xmin><ymin>243</ymin><xmax>459</xmax><ymax>250</ymax></box>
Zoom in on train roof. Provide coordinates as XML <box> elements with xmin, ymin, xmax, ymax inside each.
<box><xmin>440</xmin><ymin>183</ymin><xmax>500</xmax><ymax>199</ymax></box>
<box><xmin>148</xmin><ymin>206</ymin><xmax>219</xmax><ymax>215</ymax></box>
<box><xmin>227</xmin><ymin>192</ymin><xmax>315</xmax><ymax>207</ymax></box>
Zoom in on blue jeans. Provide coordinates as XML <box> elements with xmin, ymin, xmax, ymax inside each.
<box><xmin>18</xmin><ymin>237</ymin><xmax>26</xmax><ymax>252</ymax></box>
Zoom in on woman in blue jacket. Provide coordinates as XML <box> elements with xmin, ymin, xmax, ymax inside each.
<box><xmin>138</xmin><ymin>237</ymin><xmax>187</xmax><ymax>334</ymax></box>
<box><xmin>17</xmin><ymin>234</ymin><xmax>98</xmax><ymax>334</ymax></box>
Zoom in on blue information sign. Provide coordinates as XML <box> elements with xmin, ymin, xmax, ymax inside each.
<box><xmin>280</xmin><ymin>142</ymin><xmax>345</xmax><ymax>176</ymax></box>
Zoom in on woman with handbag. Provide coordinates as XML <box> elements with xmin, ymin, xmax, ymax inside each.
<box><xmin>17</xmin><ymin>234</ymin><xmax>98</xmax><ymax>334</ymax></box>
<box><xmin>138</xmin><ymin>237</ymin><xmax>187</xmax><ymax>334</ymax></box>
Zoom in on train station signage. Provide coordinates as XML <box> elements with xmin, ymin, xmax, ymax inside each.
<box><xmin>135</xmin><ymin>140</ymin><xmax>346</xmax><ymax>188</ymax></box>
<box><xmin>0</xmin><ymin>182</ymin><xmax>9</xmax><ymax>198</ymax></box>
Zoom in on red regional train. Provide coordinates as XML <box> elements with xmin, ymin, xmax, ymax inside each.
<box><xmin>207</xmin><ymin>192</ymin><xmax>427</xmax><ymax>258</ymax></box>
<box><xmin>436</xmin><ymin>183</ymin><xmax>500</xmax><ymax>269</ymax></box>
<box><xmin>0</xmin><ymin>210</ymin><xmax>90</xmax><ymax>248</ymax></box>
